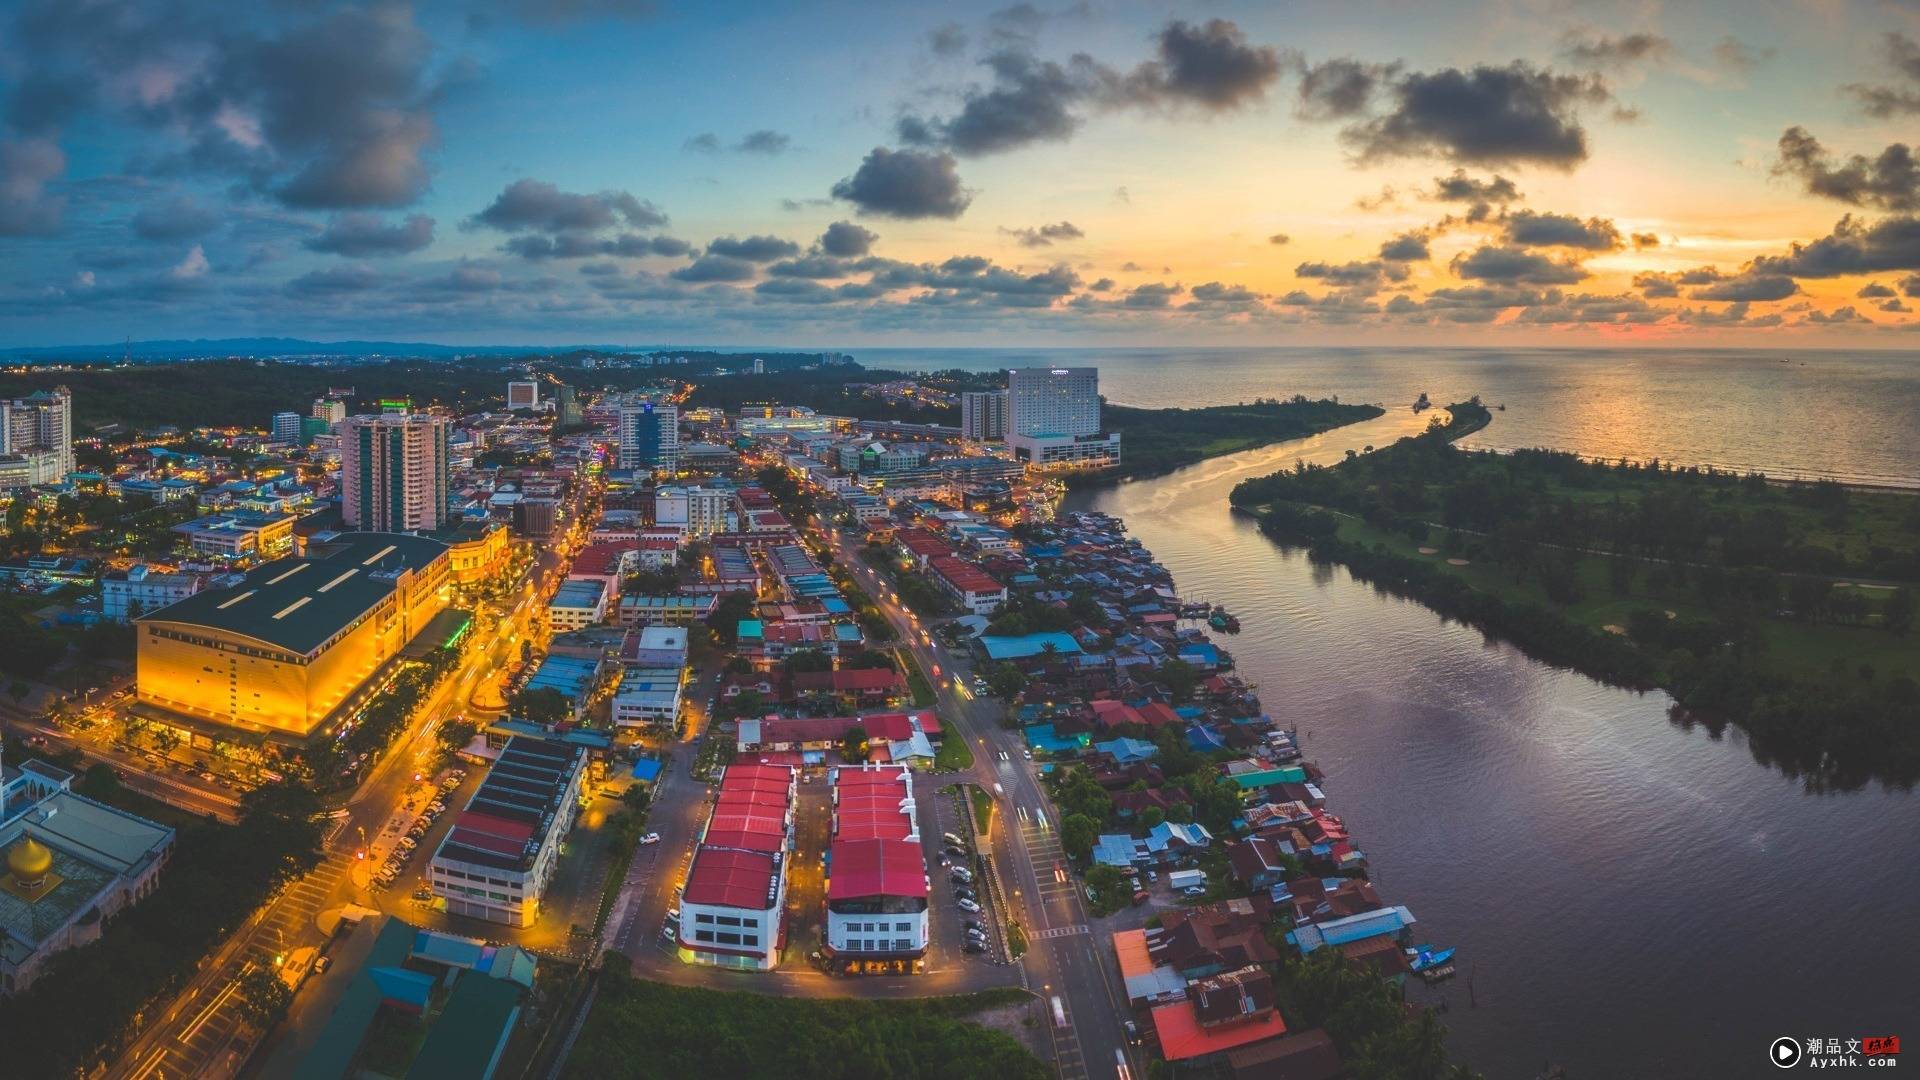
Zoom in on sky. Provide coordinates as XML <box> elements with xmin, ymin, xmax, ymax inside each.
<box><xmin>3</xmin><ymin>0</ymin><xmax>1920</xmax><ymax>349</ymax></box>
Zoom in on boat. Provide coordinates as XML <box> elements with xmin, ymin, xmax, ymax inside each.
<box><xmin>1412</xmin><ymin>392</ymin><xmax>1432</xmax><ymax>411</ymax></box>
<box><xmin>1208</xmin><ymin>607</ymin><xmax>1241</xmax><ymax>633</ymax></box>
<box><xmin>1406</xmin><ymin>944</ymin><xmax>1455</xmax><ymax>972</ymax></box>
<box><xmin>1419</xmin><ymin>964</ymin><xmax>1457</xmax><ymax>983</ymax></box>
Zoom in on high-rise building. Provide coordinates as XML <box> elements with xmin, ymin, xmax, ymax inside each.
<box><xmin>339</xmin><ymin>413</ymin><xmax>452</xmax><ymax>532</ymax></box>
<box><xmin>752</xmin><ymin>357</ymin><xmax>765</xmax><ymax>374</ymax></box>
<box><xmin>507</xmin><ymin>381</ymin><xmax>541</xmax><ymax>411</ymax></box>
<box><xmin>960</xmin><ymin>390</ymin><xmax>1007</xmax><ymax>441</ymax></box>
<box><xmin>618</xmin><ymin>402</ymin><xmax>679</xmax><ymax>473</ymax></box>
<box><xmin>0</xmin><ymin>386</ymin><xmax>73</xmax><ymax>488</ymax></box>
<box><xmin>311</xmin><ymin>398</ymin><xmax>346</xmax><ymax>426</ymax></box>
<box><xmin>555</xmin><ymin>383</ymin><xmax>583</xmax><ymax>427</ymax></box>
<box><xmin>1004</xmin><ymin>367</ymin><xmax>1120</xmax><ymax>469</ymax></box>
<box><xmin>271</xmin><ymin>411</ymin><xmax>302</xmax><ymax>444</ymax></box>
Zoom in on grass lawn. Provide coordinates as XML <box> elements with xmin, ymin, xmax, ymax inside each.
<box><xmin>1006</xmin><ymin>920</ymin><xmax>1028</xmax><ymax>959</ymax></box>
<box><xmin>899</xmin><ymin>649</ymin><xmax>937</xmax><ymax>707</ymax></box>
<box><xmin>935</xmin><ymin>734</ymin><xmax>974</xmax><ymax>771</ymax></box>
<box><xmin>1326</xmin><ymin>514</ymin><xmax>1916</xmax><ymax>685</ymax></box>
<box><xmin>971</xmin><ymin>786</ymin><xmax>994</xmax><ymax>834</ymax></box>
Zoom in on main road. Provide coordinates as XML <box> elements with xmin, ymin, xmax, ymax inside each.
<box><xmin>819</xmin><ymin>524</ymin><xmax>1136</xmax><ymax>1080</ymax></box>
<box><xmin>106</xmin><ymin>526</ymin><xmax>585</xmax><ymax>1080</ymax></box>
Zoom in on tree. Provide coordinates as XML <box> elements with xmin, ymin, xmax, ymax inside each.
<box><xmin>987</xmin><ymin>662</ymin><xmax>1026</xmax><ymax>702</ymax></box>
<box><xmin>706</xmin><ymin>592</ymin><xmax>756</xmax><ymax>645</ymax></box>
<box><xmin>1887</xmin><ymin>587</ymin><xmax>1914</xmax><ymax>636</ymax></box>
<box><xmin>236</xmin><ymin>962</ymin><xmax>293</xmax><ymax>1030</ymax></box>
<box><xmin>1060</xmin><ymin>812</ymin><xmax>1098</xmax><ymax>863</ymax></box>
<box><xmin>437</xmin><ymin>718</ymin><xmax>479</xmax><ymax>754</ymax></box>
<box><xmin>1157</xmin><ymin>658</ymin><xmax>1198</xmax><ymax>704</ymax></box>
<box><xmin>840</xmin><ymin>725</ymin><xmax>869</xmax><ymax>763</ymax></box>
<box><xmin>1085</xmin><ymin>864</ymin><xmax>1130</xmax><ymax>914</ymax></box>
<box><xmin>511</xmin><ymin>686</ymin><xmax>573</xmax><ymax>727</ymax></box>
<box><xmin>783</xmin><ymin>649</ymin><xmax>834</xmax><ymax>675</ymax></box>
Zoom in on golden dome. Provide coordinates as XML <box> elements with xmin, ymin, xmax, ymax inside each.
<box><xmin>8</xmin><ymin>837</ymin><xmax>52</xmax><ymax>882</ymax></box>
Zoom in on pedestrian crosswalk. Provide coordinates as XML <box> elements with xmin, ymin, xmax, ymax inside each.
<box><xmin>1031</xmin><ymin>924</ymin><xmax>1089</xmax><ymax>941</ymax></box>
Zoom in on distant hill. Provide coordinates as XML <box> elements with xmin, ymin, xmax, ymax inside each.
<box><xmin>0</xmin><ymin>338</ymin><xmax>582</xmax><ymax>362</ymax></box>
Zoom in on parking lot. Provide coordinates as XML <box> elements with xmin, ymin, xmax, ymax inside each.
<box><xmin>357</xmin><ymin>765</ymin><xmax>471</xmax><ymax>899</ymax></box>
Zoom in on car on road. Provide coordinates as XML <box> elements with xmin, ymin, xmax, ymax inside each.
<box><xmin>956</xmin><ymin>897</ymin><xmax>981</xmax><ymax>913</ymax></box>
<box><xmin>640</xmin><ymin>832</ymin><xmax>661</xmax><ymax>845</ymax></box>
<box><xmin>1021</xmin><ymin>749</ymin><xmax>1032</xmax><ymax>760</ymax></box>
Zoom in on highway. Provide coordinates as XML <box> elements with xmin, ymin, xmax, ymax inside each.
<box><xmin>105</xmin><ymin>520</ymin><xmax>586</xmax><ymax>1080</ymax></box>
<box><xmin>819</xmin><ymin>523</ymin><xmax>1137</xmax><ymax>1080</ymax></box>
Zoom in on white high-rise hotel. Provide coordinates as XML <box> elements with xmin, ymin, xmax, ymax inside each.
<box><xmin>339</xmin><ymin>413</ymin><xmax>452</xmax><ymax>532</ymax></box>
<box><xmin>0</xmin><ymin>386</ymin><xmax>74</xmax><ymax>489</ymax></box>
<box><xmin>1004</xmin><ymin>367</ymin><xmax>1121</xmax><ymax>469</ymax></box>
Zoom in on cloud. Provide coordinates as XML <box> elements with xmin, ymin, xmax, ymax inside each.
<box><xmin>1633</xmin><ymin>266</ymin><xmax>1724</xmax><ymax>297</ymax></box>
<box><xmin>1140</xmin><ymin>19</ymin><xmax>1285</xmax><ymax>111</ymax></box>
<box><xmin>503</xmin><ymin>232</ymin><xmax>689</xmax><ymax>259</ymax></box>
<box><xmin>1631</xmin><ymin>232</ymin><xmax>1659</xmax><ymax>250</ymax></box>
<box><xmin>704</xmin><ymin>234</ymin><xmax>801</xmax><ymax>261</ymax></box>
<box><xmin>670</xmin><ymin>253</ymin><xmax>758</xmax><ymax>282</ymax></box>
<box><xmin>304</xmin><ymin>212</ymin><xmax>434</xmax><ymax>256</ymax></box>
<box><xmin>1428</xmin><ymin>169</ymin><xmax>1521</xmax><ymax>222</ymax></box>
<box><xmin>286</xmin><ymin>262</ymin><xmax>380</xmax><ymax>295</ymax></box>
<box><xmin>898</xmin><ymin>19</ymin><xmax>1279</xmax><ymax>158</ymax></box>
<box><xmin>1338</xmin><ymin>62</ymin><xmax>1614</xmax><ymax>170</ymax></box>
<box><xmin>1501</xmin><ymin>210</ymin><xmax>1622</xmax><ymax>250</ymax></box>
<box><xmin>1557</xmin><ymin>32</ymin><xmax>1671</xmax><ymax>70</ymax></box>
<box><xmin>1295</xmin><ymin>259</ymin><xmax>1410</xmax><ymax>287</ymax></box>
<box><xmin>1267</xmin><ymin>233</ymin><xmax>1290</xmax><ymax>245</ymax></box>
<box><xmin>1905</xmin><ymin>273</ymin><xmax>1920</xmax><ymax>297</ymax></box>
<box><xmin>1087</xmin><ymin>277</ymin><xmax>1114</xmax><ymax>291</ymax></box>
<box><xmin>685</xmin><ymin>130</ymin><xmax>792</xmax><ymax>155</ymax></box>
<box><xmin>130</xmin><ymin>195</ymin><xmax>219</xmax><ymax>241</ymax></box>
<box><xmin>1688</xmin><ymin>273</ymin><xmax>1798</xmax><ymax>302</ymax></box>
<box><xmin>1750</xmin><ymin>214</ymin><xmax>1920</xmax><ymax>277</ymax></box>
<box><xmin>830</xmin><ymin>147</ymin><xmax>973</xmax><ymax>219</ymax></box>
<box><xmin>1295</xmin><ymin>58</ymin><xmax>1398</xmax><ymax>121</ymax></box>
<box><xmin>1378</xmin><ymin>230</ymin><xmax>1431</xmax><ymax>261</ymax></box>
<box><xmin>1123</xmin><ymin>282</ymin><xmax>1182</xmax><ymax>308</ymax></box>
<box><xmin>0</xmin><ymin>137</ymin><xmax>67</xmax><ymax>235</ymax></box>
<box><xmin>767</xmin><ymin>255</ymin><xmax>854</xmax><ymax>279</ymax></box>
<box><xmin>1844</xmin><ymin>33</ymin><xmax>1920</xmax><ymax>118</ymax></box>
<box><xmin>5</xmin><ymin>71</ymin><xmax>92</xmax><ymax>135</ymax></box>
<box><xmin>166</xmin><ymin>244</ymin><xmax>210</xmax><ymax>281</ymax></box>
<box><xmin>1713</xmin><ymin>37</ymin><xmax>1773</xmax><ymax>75</ymax></box>
<box><xmin>1879</xmin><ymin>297</ymin><xmax>1910</xmax><ymax>313</ymax></box>
<box><xmin>929</xmin><ymin>22</ymin><xmax>967</xmax><ymax>58</ymax></box>
<box><xmin>1857</xmin><ymin>281</ymin><xmax>1897</xmax><ymax>298</ymax></box>
<box><xmin>469</xmin><ymin>178</ymin><xmax>667</xmax><ymax>232</ymax></box>
<box><xmin>1449</xmin><ymin>244</ymin><xmax>1588</xmax><ymax>284</ymax></box>
<box><xmin>1001</xmin><ymin>221</ymin><xmax>1083</xmax><ymax>247</ymax></box>
<box><xmin>819</xmin><ymin>221</ymin><xmax>878</xmax><ymax>257</ymax></box>
<box><xmin>1188</xmin><ymin>281</ymin><xmax>1262</xmax><ymax>304</ymax></box>
<box><xmin>1772</xmin><ymin>128</ymin><xmax>1918</xmax><ymax>212</ymax></box>
<box><xmin>1802</xmin><ymin>305</ymin><xmax>1869</xmax><ymax>325</ymax></box>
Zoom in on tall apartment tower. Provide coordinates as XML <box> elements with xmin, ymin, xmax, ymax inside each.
<box><xmin>960</xmin><ymin>390</ymin><xmax>1007</xmax><ymax>441</ymax></box>
<box><xmin>0</xmin><ymin>386</ymin><xmax>74</xmax><ymax>485</ymax></box>
<box><xmin>312</xmin><ymin>398</ymin><xmax>346</xmax><ymax>426</ymax></box>
<box><xmin>271</xmin><ymin>411</ymin><xmax>303</xmax><ymax>444</ymax></box>
<box><xmin>555</xmin><ymin>383</ymin><xmax>583</xmax><ymax>427</ymax></box>
<box><xmin>617</xmin><ymin>402</ymin><xmax>679</xmax><ymax>473</ymax></box>
<box><xmin>507</xmin><ymin>381</ymin><xmax>541</xmax><ymax>411</ymax></box>
<box><xmin>1004</xmin><ymin>367</ymin><xmax>1120</xmax><ymax>469</ymax></box>
<box><xmin>339</xmin><ymin>413</ymin><xmax>452</xmax><ymax>532</ymax></box>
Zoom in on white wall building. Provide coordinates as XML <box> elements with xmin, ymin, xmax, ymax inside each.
<box><xmin>678</xmin><ymin>763</ymin><xmax>795</xmax><ymax>971</ymax></box>
<box><xmin>507</xmin><ymin>381</ymin><xmax>542</xmax><ymax>411</ymax></box>
<box><xmin>960</xmin><ymin>390</ymin><xmax>1007</xmax><ymax>441</ymax></box>
<box><xmin>1004</xmin><ymin>367</ymin><xmax>1121</xmax><ymax>470</ymax></box>
<box><xmin>339</xmin><ymin>413</ymin><xmax>452</xmax><ymax>532</ymax></box>
<box><xmin>427</xmin><ymin>736</ymin><xmax>586</xmax><ymax>927</ymax></box>
<box><xmin>617</xmin><ymin>402</ymin><xmax>679</xmax><ymax>473</ymax></box>
<box><xmin>0</xmin><ymin>387</ymin><xmax>73</xmax><ymax>489</ymax></box>
<box><xmin>546</xmin><ymin>578</ymin><xmax>608</xmax><ymax>631</ymax></box>
<box><xmin>824</xmin><ymin>765</ymin><xmax>929</xmax><ymax>972</ymax></box>
<box><xmin>653</xmin><ymin>485</ymin><xmax>733</xmax><ymax>538</ymax></box>
<box><xmin>101</xmin><ymin>565</ymin><xmax>202</xmax><ymax>622</ymax></box>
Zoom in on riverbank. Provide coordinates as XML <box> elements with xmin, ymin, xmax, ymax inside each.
<box><xmin>1066</xmin><ymin>398</ymin><xmax>1385</xmax><ymax>485</ymax></box>
<box><xmin>1231</xmin><ymin>404</ymin><xmax>1919</xmax><ymax>791</ymax></box>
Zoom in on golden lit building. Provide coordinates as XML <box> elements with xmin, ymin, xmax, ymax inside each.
<box><xmin>439</xmin><ymin>520</ymin><xmax>511</xmax><ymax>585</ymax></box>
<box><xmin>134</xmin><ymin>532</ymin><xmax>452</xmax><ymax>739</ymax></box>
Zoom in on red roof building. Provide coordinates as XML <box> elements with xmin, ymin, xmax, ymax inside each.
<box><xmin>824</xmin><ymin>765</ymin><xmax>928</xmax><ymax>968</ymax></box>
<box><xmin>679</xmin><ymin>763</ymin><xmax>796</xmax><ymax>970</ymax></box>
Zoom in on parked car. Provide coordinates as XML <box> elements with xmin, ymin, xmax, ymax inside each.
<box><xmin>661</xmin><ymin>921</ymin><xmax>678</xmax><ymax>941</ymax></box>
<box><xmin>313</xmin><ymin>956</ymin><xmax>332</xmax><ymax>975</ymax></box>
<box><xmin>961</xmin><ymin>939</ymin><xmax>987</xmax><ymax>954</ymax></box>
<box><xmin>953</xmin><ymin>887</ymin><xmax>976</xmax><ymax>902</ymax></box>
<box><xmin>956</xmin><ymin>897</ymin><xmax>981</xmax><ymax>913</ymax></box>
<box><xmin>1021</xmin><ymin>749</ymin><xmax>1032</xmax><ymax>760</ymax></box>
<box><xmin>949</xmin><ymin>868</ymin><xmax>973</xmax><ymax>883</ymax></box>
<box><xmin>943</xmin><ymin>844</ymin><xmax>966</xmax><ymax>858</ymax></box>
<box><xmin>666</xmin><ymin>907</ymin><xmax>680</xmax><ymax>922</ymax></box>
<box><xmin>640</xmin><ymin>832</ymin><xmax>661</xmax><ymax>845</ymax></box>
<box><xmin>964</xmin><ymin>919</ymin><xmax>986</xmax><ymax>933</ymax></box>
<box><xmin>941</xmin><ymin>832</ymin><xmax>964</xmax><ymax>848</ymax></box>
<box><xmin>965</xmin><ymin>926</ymin><xmax>989</xmax><ymax>941</ymax></box>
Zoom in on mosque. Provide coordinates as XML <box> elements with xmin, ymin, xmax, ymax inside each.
<box><xmin>0</xmin><ymin>746</ymin><xmax>176</xmax><ymax>995</ymax></box>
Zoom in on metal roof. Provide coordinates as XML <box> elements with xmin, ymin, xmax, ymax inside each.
<box><xmin>138</xmin><ymin>531</ymin><xmax>448</xmax><ymax>656</ymax></box>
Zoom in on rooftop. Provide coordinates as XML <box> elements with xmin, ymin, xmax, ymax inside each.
<box><xmin>138</xmin><ymin>531</ymin><xmax>448</xmax><ymax>656</ymax></box>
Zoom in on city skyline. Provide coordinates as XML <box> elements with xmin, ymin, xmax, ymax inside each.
<box><xmin>1</xmin><ymin>1</ymin><xmax>1919</xmax><ymax>347</ymax></box>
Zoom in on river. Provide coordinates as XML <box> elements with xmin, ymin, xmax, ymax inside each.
<box><xmin>1062</xmin><ymin>411</ymin><xmax>1920</xmax><ymax>1079</ymax></box>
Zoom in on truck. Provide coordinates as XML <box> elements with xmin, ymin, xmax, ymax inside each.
<box><xmin>1168</xmin><ymin>869</ymin><xmax>1207</xmax><ymax>896</ymax></box>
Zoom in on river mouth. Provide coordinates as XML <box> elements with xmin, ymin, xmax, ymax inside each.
<box><xmin>1063</xmin><ymin>412</ymin><xmax>1920</xmax><ymax>1080</ymax></box>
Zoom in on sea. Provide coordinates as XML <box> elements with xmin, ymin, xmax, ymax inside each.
<box><xmin>852</xmin><ymin>346</ymin><xmax>1920</xmax><ymax>488</ymax></box>
<box><xmin>855</xmin><ymin>346</ymin><xmax>1920</xmax><ymax>1079</ymax></box>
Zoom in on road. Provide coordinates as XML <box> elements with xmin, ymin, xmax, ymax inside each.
<box><xmin>819</xmin><ymin>525</ymin><xmax>1137</xmax><ymax>1080</ymax></box>
<box><xmin>105</xmin><ymin>525</ymin><xmax>586</xmax><ymax>1080</ymax></box>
